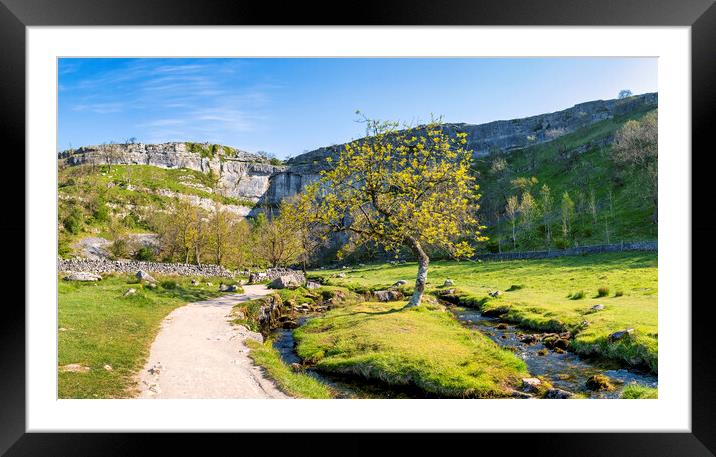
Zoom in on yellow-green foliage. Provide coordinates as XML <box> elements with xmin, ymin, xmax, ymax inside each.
<box><xmin>303</xmin><ymin>120</ymin><xmax>484</xmax><ymax>260</ymax></box>
<box><xmin>294</xmin><ymin>300</ymin><xmax>528</xmax><ymax>398</ymax></box>
<box><xmin>312</xmin><ymin>252</ymin><xmax>657</xmax><ymax>373</ymax></box>
<box><xmin>58</xmin><ymin>274</ymin><xmax>227</xmax><ymax>398</ymax></box>
<box><xmin>245</xmin><ymin>339</ymin><xmax>333</xmax><ymax>399</ymax></box>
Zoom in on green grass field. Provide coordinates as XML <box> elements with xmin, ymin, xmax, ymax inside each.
<box><xmin>294</xmin><ymin>300</ymin><xmax>528</xmax><ymax>397</ymax></box>
<box><xmin>310</xmin><ymin>251</ymin><xmax>658</xmax><ymax>373</ymax></box>
<box><xmin>57</xmin><ymin>274</ymin><xmax>234</xmax><ymax>398</ymax></box>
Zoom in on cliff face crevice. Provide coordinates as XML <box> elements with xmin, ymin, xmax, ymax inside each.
<box><xmin>58</xmin><ymin>93</ymin><xmax>657</xmax><ymax>212</ymax></box>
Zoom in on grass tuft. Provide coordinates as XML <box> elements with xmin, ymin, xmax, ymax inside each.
<box><xmin>621</xmin><ymin>384</ymin><xmax>658</xmax><ymax>399</ymax></box>
<box><xmin>245</xmin><ymin>339</ymin><xmax>333</xmax><ymax>398</ymax></box>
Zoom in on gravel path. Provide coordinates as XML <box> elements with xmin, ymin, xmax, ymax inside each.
<box><xmin>136</xmin><ymin>285</ymin><xmax>288</xmax><ymax>399</ymax></box>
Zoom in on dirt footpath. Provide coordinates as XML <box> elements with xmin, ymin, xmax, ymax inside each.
<box><xmin>136</xmin><ymin>285</ymin><xmax>288</xmax><ymax>399</ymax></box>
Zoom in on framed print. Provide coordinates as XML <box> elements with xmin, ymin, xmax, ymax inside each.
<box><xmin>3</xmin><ymin>0</ymin><xmax>715</xmax><ymax>454</ymax></box>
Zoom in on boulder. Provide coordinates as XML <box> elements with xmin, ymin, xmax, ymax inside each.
<box><xmin>63</xmin><ymin>272</ymin><xmax>102</xmax><ymax>281</ymax></box>
<box><xmin>306</xmin><ymin>281</ymin><xmax>321</xmax><ymax>290</ymax></box>
<box><xmin>545</xmin><ymin>388</ymin><xmax>575</xmax><ymax>399</ymax></box>
<box><xmin>443</xmin><ymin>279</ymin><xmax>455</xmax><ymax>287</ymax></box>
<box><xmin>282</xmin><ymin>320</ymin><xmax>299</xmax><ymax>329</ymax></box>
<box><xmin>146</xmin><ymin>283</ymin><xmax>157</xmax><ymax>289</ymax></box>
<box><xmin>372</xmin><ymin>290</ymin><xmax>404</xmax><ymax>302</ymax></box>
<box><xmin>270</xmin><ymin>275</ymin><xmax>301</xmax><ymax>289</ymax></box>
<box><xmin>220</xmin><ymin>283</ymin><xmax>239</xmax><ymax>292</ymax></box>
<box><xmin>585</xmin><ymin>374</ymin><xmax>615</xmax><ymax>391</ymax></box>
<box><xmin>488</xmin><ymin>290</ymin><xmax>502</xmax><ymax>298</ymax></box>
<box><xmin>136</xmin><ymin>270</ymin><xmax>156</xmax><ymax>282</ymax></box>
<box><xmin>123</xmin><ymin>288</ymin><xmax>137</xmax><ymax>297</ymax></box>
<box><xmin>335</xmin><ymin>272</ymin><xmax>346</xmax><ymax>278</ymax></box>
<box><xmin>191</xmin><ymin>279</ymin><xmax>199</xmax><ymax>286</ymax></box>
<box><xmin>521</xmin><ymin>377</ymin><xmax>542</xmax><ymax>393</ymax></box>
<box><xmin>608</xmin><ymin>328</ymin><xmax>634</xmax><ymax>342</ymax></box>
<box><xmin>590</xmin><ymin>304</ymin><xmax>605</xmax><ymax>311</ymax></box>
<box><xmin>392</xmin><ymin>280</ymin><xmax>408</xmax><ymax>288</ymax></box>
<box><xmin>510</xmin><ymin>390</ymin><xmax>533</xmax><ymax>399</ymax></box>
<box><xmin>290</xmin><ymin>363</ymin><xmax>302</xmax><ymax>372</ymax></box>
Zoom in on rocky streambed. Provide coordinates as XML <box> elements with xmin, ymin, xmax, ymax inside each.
<box><xmin>263</xmin><ymin>291</ymin><xmax>656</xmax><ymax>399</ymax></box>
<box><xmin>450</xmin><ymin>307</ymin><xmax>657</xmax><ymax>399</ymax></box>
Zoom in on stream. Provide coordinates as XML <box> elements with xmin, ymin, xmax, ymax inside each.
<box><xmin>270</xmin><ymin>306</ymin><xmax>657</xmax><ymax>399</ymax></box>
<box><xmin>450</xmin><ymin>306</ymin><xmax>657</xmax><ymax>399</ymax></box>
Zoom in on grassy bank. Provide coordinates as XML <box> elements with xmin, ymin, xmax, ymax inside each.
<box><xmin>245</xmin><ymin>339</ymin><xmax>333</xmax><ymax>398</ymax></box>
<box><xmin>58</xmin><ymin>274</ymin><xmax>234</xmax><ymax>398</ymax></box>
<box><xmin>621</xmin><ymin>384</ymin><xmax>658</xmax><ymax>399</ymax></box>
<box><xmin>294</xmin><ymin>300</ymin><xmax>528</xmax><ymax>397</ymax></box>
<box><xmin>311</xmin><ymin>252</ymin><xmax>657</xmax><ymax>373</ymax></box>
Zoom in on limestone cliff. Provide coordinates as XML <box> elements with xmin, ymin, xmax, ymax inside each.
<box><xmin>59</xmin><ymin>142</ymin><xmax>286</xmax><ymax>203</ymax></box>
<box><xmin>264</xmin><ymin>92</ymin><xmax>658</xmax><ymax>205</ymax></box>
<box><xmin>58</xmin><ymin>92</ymin><xmax>657</xmax><ymax>210</ymax></box>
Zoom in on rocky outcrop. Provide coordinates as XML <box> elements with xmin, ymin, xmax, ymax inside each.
<box><xmin>59</xmin><ymin>142</ymin><xmax>285</xmax><ymax>203</ymax></box>
<box><xmin>264</xmin><ymin>92</ymin><xmax>657</xmax><ymax>205</ymax></box>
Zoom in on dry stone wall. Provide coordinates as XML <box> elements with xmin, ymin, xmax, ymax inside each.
<box><xmin>477</xmin><ymin>241</ymin><xmax>657</xmax><ymax>262</ymax></box>
<box><xmin>58</xmin><ymin>258</ymin><xmax>234</xmax><ymax>278</ymax></box>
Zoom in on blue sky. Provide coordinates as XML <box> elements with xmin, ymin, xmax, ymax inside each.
<box><xmin>58</xmin><ymin>58</ymin><xmax>656</xmax><ymax>158</ymax></box>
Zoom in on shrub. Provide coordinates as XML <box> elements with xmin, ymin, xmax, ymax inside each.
<box><xmin>92</xmin><ymin>205</ymin><xmax>110</xmax><ymax>224</ymax></box>
<box><xmin>554</xmin><ymin>237</ymin><xmax>570</xmax><ymax>249</ymax></box>
<box><xmin>160</xmin><ymin>280</ymin><xmax>178</xmax><ymax>290</ymax></box>
<box><xmin>62</xmin><ymin>208</ymin><xmax>84</xmax><ymax>235</ymax></box>
<box><xmin>506</xmin><ymin>284</ymin><xmax>524</xmax><ymax>292</ymax></box>
<box><xmin>597</xmin><ymin>286</ymin><xmax>610</xmax><ymax>297</ymax></box>
<box><xmin>485</xmin><ymin>240</ymin><xmax>500</xmax><ymax>253</ymax></box>
<box><xmin>569</xmin><ymin>291</ymin><xmax>586</xmax><ymax>300</ymax></box>
<box><xmin>123</xmin><ymin>213</ymin><xmax>139</xmax><ymax>229</ymax></box>
<box><xmin>269</xmin><ymin>157</ymin><xmax>283</xmax><ymax>166</ymax></box>
<box><xmin>135</xmin><ymin>246</ymin><xmax>155</xmax><ymax>262</ymax></box>
<box><xmin>109</xmin><ymin>238</ymin><xmax>130</xmax><ymax>259</ymax></box>
<box><xmin>614</xmin><ymin>290</ymin><xmax>624</xmax><ymax>297</ymax></box>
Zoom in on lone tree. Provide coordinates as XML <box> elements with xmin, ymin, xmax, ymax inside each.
<box><xmin>303</xmin><ymin>117</ymin><xmax>484</xmax><ymax>307</ymax></box>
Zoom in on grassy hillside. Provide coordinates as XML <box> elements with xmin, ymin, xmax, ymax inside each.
<box><xmin>57</xmin><ymin>164</ymin><xmax>254</xmax><ymax>257</ymax></box>
<box><xmin>474</xmin><ymin>107</ymin><xmax>657</xmax><ymax>253</ymax></box>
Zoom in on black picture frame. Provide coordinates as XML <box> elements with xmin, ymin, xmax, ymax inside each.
<box><xmin>2</xmin><ymin>0</ymin><xmax>714</xmax><ymax>455</ymax></box>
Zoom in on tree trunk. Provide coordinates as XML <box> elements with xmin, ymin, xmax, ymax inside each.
<box><xmin>406</xmin><ymin>240</ymin><xmax>429</xmax><ymax>308</ymax></box>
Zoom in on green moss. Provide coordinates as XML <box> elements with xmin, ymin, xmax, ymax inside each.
<box><xmin>294</xmin><ymin>300</ymin><xmax>528</xmax><ymax>398</ymax></box>
<box><xmin>230</xmin><ymin>294</ymin><xmax>281</xmax><ymax>332</ymax></box>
